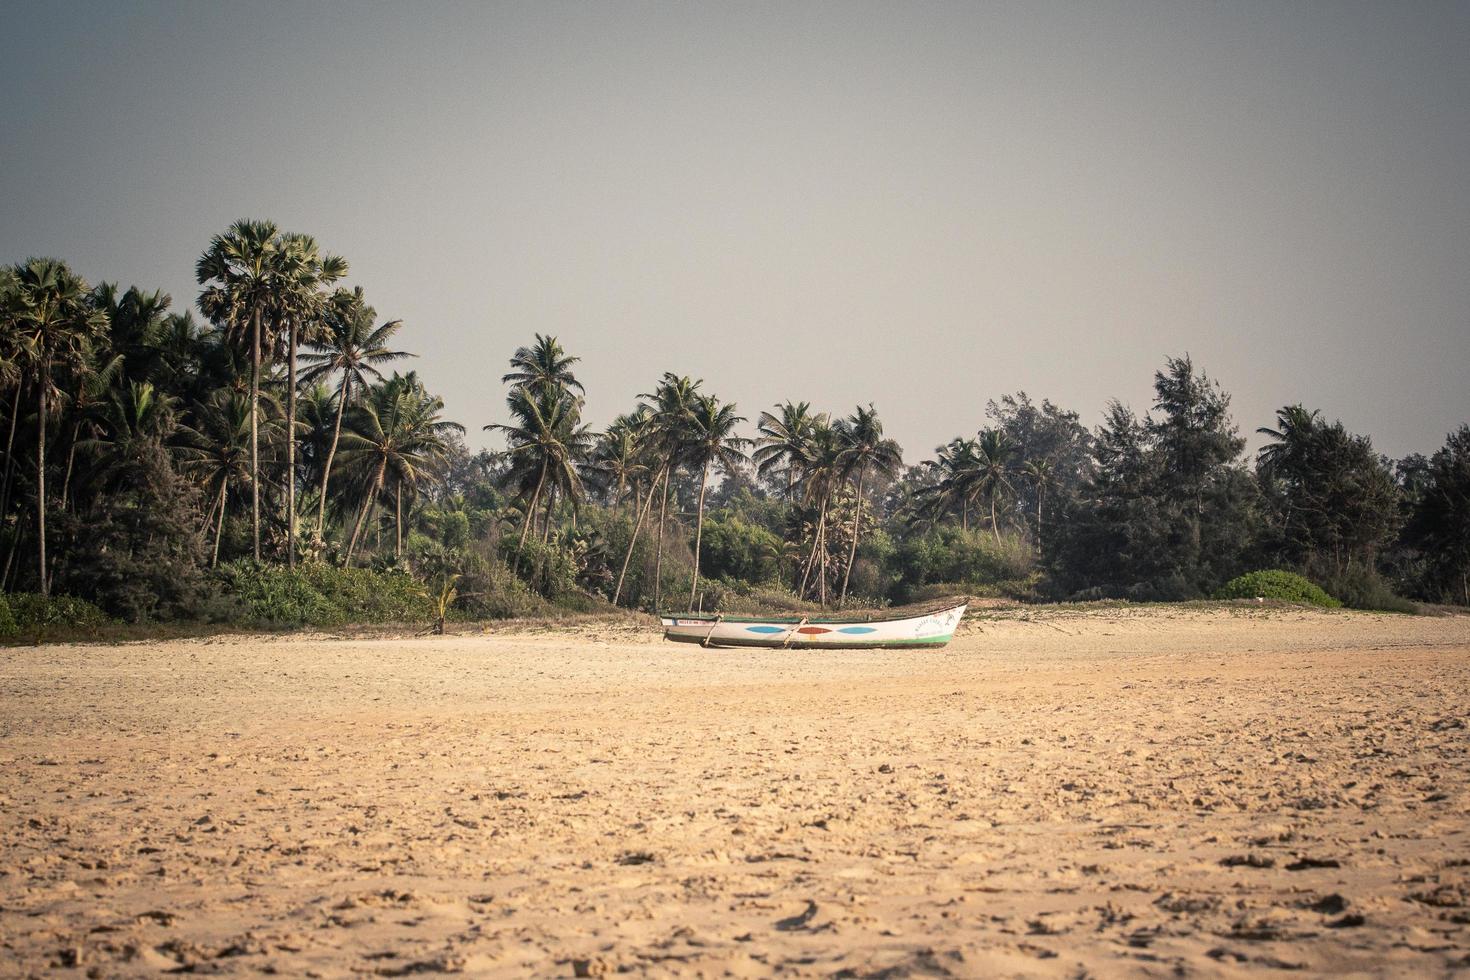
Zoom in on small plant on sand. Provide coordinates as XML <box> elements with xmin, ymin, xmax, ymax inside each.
<box><xmin>1213</xmin><ymin>570</ymin><xmax>1340</xmax><ymax>608</ymax></box>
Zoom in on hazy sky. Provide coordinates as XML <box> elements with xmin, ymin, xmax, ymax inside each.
<box><xmin>3</xmin><ymin>1</ymin><xmax>1467</xmax><ymax>461</ymax></box>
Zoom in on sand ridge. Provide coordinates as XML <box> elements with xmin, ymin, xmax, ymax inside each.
<box><xmin>1</xmin><ymin>607</ymin><xmax>1468</xmax><ymax>976</ymax></box>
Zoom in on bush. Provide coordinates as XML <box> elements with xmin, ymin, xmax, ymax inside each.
<box><xmin>218</xmin><ymin>560</ymin><xmax>434</xmax><ymax>627</ymax></box>
<box><xmin>0</xmin><ymin>593</ymin><xmax>111</xmax><ymax>637</ymax></box>
<box><xmin>891</xmin><ymin>528</ymin><xmax>1035</xmax><ymax>603</ymax></box>
<box><xmin>1214</xmin><ymin>570</ymin><xmax>1341</xmax><ymax>607</ymax></box>
<box><xmin>1318</xmin><ymin>565</ymin><xmax>1418</xmax><ymax>614</ymax></box>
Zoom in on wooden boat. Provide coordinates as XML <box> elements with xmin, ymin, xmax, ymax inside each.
<box><xmin>660</xmin><ymin>599</ymin><xmax>968</xmax><ymax>649</ymax></box>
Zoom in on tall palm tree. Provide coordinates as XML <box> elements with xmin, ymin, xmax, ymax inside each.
<box><xmin>590</xmin><ymin>410</ymin><xmax>650</xmax><ymax>510</ymax></box>
<box><xmin>197</xmin><ymin>219</ymin><xmax>281</xmax><ymax>559</ymax></box>
<box><xmin>917</xmin><ymin>437</ymin><xmax>980</xmax><ymax>531</ymax></box>
<box><xmin>1021</xmin><ymin>457</ymin><xmax>1054</xmax><ymax>548</ymax></box>
<box><xmin>272</xmin><ymin>233</ymin><xmax>347</xmax><ymax>566</ymax></box>
<box><xmin>646</xmin><ymin>374</ymin><xmax>701</xmax><ymax>607</ymax></box>
<box><xmin>180</xmin><ymin>388</ymin><xmax>284</xmax><ymax>567</ymax></box>
<box><xmin>974</xmin><ymin>428</ymin><xmax>1016</xmax><ymax>546</ymax></box>
<box><xmin>795</xmin><ymin>419</ymin><xmax>845</xmax><ymax>604</ymax></box>
<box><xmin>682</xmin><ymin>394</ymin><xmax>750</xmax><ymax>608</ymax></box>
<box><xmin>835</xmin><ymin>404</ymin><xmax>902</xmax><ymax>608</ymax></box>
<box><xmin>502</xmin><ymin>333</ymin><xmax>584</xmax><ymax>397</ymax></box>
<box><xmin>339</xmin><ymin>378</ymin><xmax>463</xmax><ymax>564</ymax></box>
<box><xmin>611</xmin><ymin>374</ymin><xmax>701</xmax><ymax>607</ymax></box>
<box><xmin>1256</xmin><ymin>405</ymin><xmax>1322</xmax><ymax>478</ymax></box>
<box><xmin>753</xmin><ymin>401</ymin><xmax>824</xmax><ymax>500</ymax></box>
<box><xmin>486</xmin><ymin>384</ymin><xmax>592</xmax><ymax>556</ymax></box>
<box><xmin>299</xmin><ymin>287</ymin><xmax>410</xmax><ymax>544</ymax></box>
<box><xmin>5</xmin><ymin>258</ymin><xmax>109</xmax><ymax>596</ymax></box>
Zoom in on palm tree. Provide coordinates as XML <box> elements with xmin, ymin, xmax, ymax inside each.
<box><xmin>502</xmin><ymin>333</ymin><xmax>584</xmax><ymax>397</ymax></box>
<box><xmin>645</xmin><ymin>374</ymin><xmax>701</xmax><ymax>607</ymax></box>
<box><xmin>179</xmin><ymin>389</ymin><xmax>281</xmax><ymax>567</ymax></box>
<box><xmin>197</xmin><ymin>219</ymin><xmax>281</xmax><ymax>559</ymax></box>
<box><xmin>590</xmin><ymin>410</ymin><xmax>650</xmax><ymax>510</ymax></box>
<box><xmin>917</xmin><ymin>437</ymin><xmax>980</xmax><ymax>531</ymax></box>
<box><xmin>299</xmin><ymin>287</ymin><xmax>411</xmax><ymax>544</ymax></box>
<box><xmin>485</xmin><ymin>383</ymin><xmax>592</xmax><ymax>558</ymax></box>
<box><xmin>835</xmin><ymin>404</ymin><xmax>902</xmax><ymax>608</ymax></box>
<box><xmin>974</xmin><ymin>428</ymin><xmax>1016</xmax><ymax>546</ymax></box>
<box><xmin>682</xmin><ymin>394</ymin><xmax>750</xmax><ymax>608</ymax></box>
<box><xmin>795</xmin><ymin>419</ymin><xmax>845</xmax><ymax>604</ymax></box>
<box><xmin>339</xmin><ymin>378</ymin><xmax>463</xmax><ymax>564</ymax></box>
<box><xmin>79</xmin><ymin>381</ymin><xmax>181</xmax><ymax>484</ymax></box>
<box><xmin>1021</xmin><ymin>457</ymin><xmax>1054</xmax><ymax>548</ymax></box>
<box><xmin>5</xmin><ymin>258</ymin><xmax>109</xmax><ymax>596</ymax></box>
<box><xmin>272</xmin><ymin>233</ymin><xmax>347</xmax><ymax>566</ymax></box>
<box><xmin>1256</xmin><ymin>405</ymin><xmax>1322</xmax><ymax>478</ymax></box>
<box><xmin>753</xmin><ymin>401</ymin><xmax>824</xmax><ymax>500</ymax></box>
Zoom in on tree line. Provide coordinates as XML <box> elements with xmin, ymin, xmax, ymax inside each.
<box><xmin>1</xmin><ymin>220</ymin><xmax>1466</xmax><ymax>625</ymax></box>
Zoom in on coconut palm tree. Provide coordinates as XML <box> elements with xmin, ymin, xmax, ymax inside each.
<box><xmin>917</xmin><ymin>437</ymin><xmax>980</xmax><ymax>531</ymax></box>
<box><xmin>196</xmin><ymin>219</ymin><xmax>281</xmax><ymax>559</ymax></box>
<box><xmin>753</xmin><ymin>401</ymin><xmax>825</xmax><ymax>500</ymax></box>
<box><xmin>5</xmin><ymin>258</ymin><xmax>109</xmax><ymax>595</ymax></box>
<box><xmin>486</xmin><ymin>383</ymin><xmax>592</xmax><ymax>557</ymax></box>
<box><xmin>272</xmin><ymin>233</ymin><xmax>347</xmax><ymax>566</ymax></box>
<box><xmin>590</xmin><ymin>410</ymin><xmax>650</xmax><ymax>510</ymax></box>
<box><xmin>795</xmin><ymin>419</ymin><xmax>845</xmax><ymax>605</ymax></box>
<box><xmin>502</xmin><ymin>333</ymin><xmax>584</xmax><ymax>397</ymax></box>
<box><xmin>76</xmin><ymin>381</ymin><xmax>186</xmax><ymax>499</ymax></box>
<box><xmin>299</xmin><ymin>287</ymin><xmax>411</xmax><ymax>544</ymax></box>
<box><xmin>682</xmin><ymin>394</ymin><xmax>750</xmax><ymax>608</ymax></box>
<box><xmin>1021</xmin><ymin>457</ymin><xmax>1054</xmax><ymax>548</ymax></box>
<box><xmin>974</xmin><ymin>428</ymin><xmax>1016</xmax><ymax>546</ymax></box>
<box><xmin>339</xmin><ymin>378</ymin><xmax>463</xmax><ymax>564</ymax></box>
<box><xmin>179</xmin><ymin>388</ymin><xmax>284</xmax><ymax>567</ymax></box>
<box><xmin>609</xmin><ymin>374</ymin><xmax>701</xmax><ymax>607</ymax></box>
<box><xmin>835</xmin><ymin>404</ymin><xmax>902</xmax><ymax>608</ymax></box>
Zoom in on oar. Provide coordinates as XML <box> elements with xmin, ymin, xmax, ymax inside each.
<box><xmin>781</xmin><ymin>617</ymin><xmax>808</xmax><ymax>649</ymax></box>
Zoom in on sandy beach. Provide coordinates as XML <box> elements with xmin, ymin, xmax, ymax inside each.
<box><xmin>2</xmin><ymin>606</ymin><xmax>1468</xmax><ymax>977</ymax></box>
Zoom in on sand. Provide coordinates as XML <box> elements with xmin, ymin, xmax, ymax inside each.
<box><xmin>1</xmin><ymin>606</ymin><xmax>1468</xmax><ymax>977</ymax></box>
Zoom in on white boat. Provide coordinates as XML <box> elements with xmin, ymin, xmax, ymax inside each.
<box><xmin>659</xmin><ymin>599</ymin><xmax>968</xmax><ymax>649</ymax></box>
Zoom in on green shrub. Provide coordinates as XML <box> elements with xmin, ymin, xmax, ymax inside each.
<box><xmin>2</xmin><ymin>593</ymin><xmax>111</xmax><ymax>636</ymax></box>
<box><xmin>1318</xmin><ymin>565</ymin><xmax>1418</xmax><ymax>614</ymax></box>
<box><xmin>891</xmin><ymin>528</ymin><xmax>1035</xmax><ymax>603</ymax></box>
<box><xmin>0</xmin><ymin>594</ymin><xmax>15</xmax><ymax>636</ymax></box>
<box><xmin>1213</xmin><ymin>570</ymin><xmax>1340</xmax><ymax>608</ymax></box>
<box><xmin>218</xmin><ymin>560</ymin><xmax>433</xmax><ymax>627</ymax></box>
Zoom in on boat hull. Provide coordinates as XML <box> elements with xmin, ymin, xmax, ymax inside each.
<box><xmin>660</xmin><ymin>602</ymin><xmax>967</xmax><ymax>649</ymax></box>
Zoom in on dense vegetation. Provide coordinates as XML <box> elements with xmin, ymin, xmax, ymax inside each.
<box><xmin>1</xmin><ymin>221</ymin><xmax>1466</xmax><ymax>631</ymax></box>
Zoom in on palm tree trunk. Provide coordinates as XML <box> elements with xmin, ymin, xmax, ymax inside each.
<box><xmin>542</xmin><ymin>487</ymin><xmax>555</xmax><ymax>545</ymax></box>
<box><xmin>316</xmin><ymin>374</ymin><xmax>351</xmax><ymax>541</ymax></box>
<box><xmin>345</xmin><ymin>459</ymin><xmax>386</xmax><ymax>565</ymax></box>
<box><xmin>249</xmin><ymin>304</ymin><xmax>262</xmax><ymax>560</ymax></box>
<box><xmin>654</xmin><ymin>470</ymin><xmax>670</xmax><ymax>609</ymax></box>
<box><xmin>59</xmin><ymin>420</ymin><xmax>80</xmax><ymax>512</ymax></box>
<box><xmin>613</xmin><ymin>466</ymin><xmax>663</xmax><ymax>606</ymax></box>
<box><xmin>395</xmin><ymin>479</ymin><xmax>403</xmax><ymax>557</ymax></box>
<box><xmin>35</xmin><ymin>367</ymin><xmax>48</xmax><ymax>597</ymax></box>
<box><xmin>212</xmin><ymin>480</ymin><xmax>228</xmax><ymax>568</ymax></box>
<box><xmin>838</xmin><ymin>466</ymin><xmax>866</xmax><ymax>609</ymax></box>
<box><xmin>0</xmin><ymin>383</ymin><xmax>22</xmax><ymax>526</ymax></box>
<box><xmin>688</xmin><ymin>462</ymin><xmax>711</xmax><ymax>610</ymax></box>
<box><xmin>798</xmin><ymin>495</ymin><xmax>828</xmax><ymax>599</ymax></box>
<box><xmin>517</xmin><ymin>461</ymin><xmax>547</xmax><ymax>554</ymax></box>
<box><xmin>991</xmin><ymin>492</ymin><xmax>1001</xmax><ymax>547</ymax></box>
<box><xmin>286</xmin><ymin>317</ymin><xmax>298</xmax><ymax>567</ymax></box>
<box><xmin>817</xmin><ymin>513</ymin><xmax>829</xmax><ymax>607</ymax></box>
<box><xmin>1035</xmin><ymin>487</ymin><xmax>1044</xmax><ymax>550</ymax></box>
<box><xmin>961</xmin><ymin>502</ymin><xmax>968</xmax><ymax>533</ymax></box>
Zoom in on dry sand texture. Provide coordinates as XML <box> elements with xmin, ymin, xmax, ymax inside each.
<box><xmin>1</xmin><ymin>606</ymin><xmax>1468</xmax><ymax>977</ymax></box>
